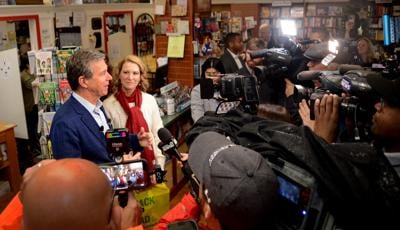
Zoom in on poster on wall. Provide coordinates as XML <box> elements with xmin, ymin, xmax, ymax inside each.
<box><xmin>0</xmin><ymin>48</ymin><xmax>28</xmax><ymax>139</ymax></box>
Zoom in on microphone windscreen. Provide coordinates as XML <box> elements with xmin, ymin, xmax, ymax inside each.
<box><xmin>338</xmin><ymin>64</ymin><xmax>363</xmax><ymax>75</ymax></box>
<box><xmin>158</xmin><ymin>128</ymin><xmax>173</xmax><ymax>143</ymax></box>
<box><xmin>297</xmin><ymin>70</ymin><xmax>321</xmax><ymax>81</ymax></box>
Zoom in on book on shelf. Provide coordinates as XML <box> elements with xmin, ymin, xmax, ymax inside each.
<box><xmin>281</xmin><ymin>7</ymin><xmax>290</xmax><ymax>18</ymax></box>
<box><xmin>260</xmin><ymin>6</ymin><xmax>271</xmax><ymax>18</ymax></box>
<box><xmin>328</xmin><ymin>6</ymin><xmax>342</xmax><ymax>16</ymax></box>
<box><xmin>271</xmin><ymin>8</ymin><xmax>281</xmax><ymax>18</ymax></box>
<box><xmin>307</xmin><ymin>4</ymin><xmax>317</xmax><ymax>17</ymax></box>
<box><xmin>290</xmin><ymin>6</ymin><xmax>304</xmax><ymax>18</ymax></box>
<box><xmin>316</xmin><ymin>6</ymin><xmax>328</xmax><ymax>17</ymax></box>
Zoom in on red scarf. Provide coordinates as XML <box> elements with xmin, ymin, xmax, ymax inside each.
<box><xmin>116</xmin><ymin>88</ymin><xmax>155</xmax><ymax>171</ymax></box>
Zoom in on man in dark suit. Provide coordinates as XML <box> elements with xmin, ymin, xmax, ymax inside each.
<box><xmin>220</xmin><ymin>32</ymin><xmax>244</xmax><ymax>74</ymax></box>
<box><xmin>50</xmin><ymin>50</ymin><xmax>152</xmax><ymax>164</ymax></box>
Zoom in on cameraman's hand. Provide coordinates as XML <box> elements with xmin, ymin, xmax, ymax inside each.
<box><xmin>177</xmin><ymin>153</ymin><xmax>189</xmax><ymax>168</ymax></box>
<box><xmin>299</xmin><ymin>99</ymin><xmax>315</xmax><ymax>131</ymax></box>
<box><xmin>314</xmin><ymin>94</ymin><xmax>340</xmax><ymax>143</ymax></box>
<box><xmin>138</xmin><ymin>127</ymin><xmax>153</xmax><ymax>150</ymax></box>
<box><xmin>284</xmin><ymin>78</ymin><xmax>295</xmax><ymax>97</ymax></box>
<box><xmin>124</xmin><ymin>152</ymin><xmax>141</xmax><ymax>162</ymax></box>
<box><xmin>111</xmin><ymin>192</ymin><xmax>143</xmax><ymax>230</ymax></box>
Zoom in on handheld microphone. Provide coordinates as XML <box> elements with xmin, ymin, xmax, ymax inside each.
<box><xmin>338</xmin><ymin>64</ymin><xmax>363</xmax><ymax>75</ymax></box>
<box><xmin>157</xmin><ymin>128</ymin><xmax>184</xmax><ymax>161</ymax></box>
<box><xmin>157</xmin><ymin>128</ymin><xmax>200</xmax><ymax>199</ymax></box>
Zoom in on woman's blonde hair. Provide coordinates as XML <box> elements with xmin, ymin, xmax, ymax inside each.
<box><xmin>115</xmin><ymin>55</ymin><xmax>149</xmax><ymax>92</ymax></box>
<box><xmin>357</xmin><ymin>37</ymin><xmax>376</xmax><ymax>64</ymax></box>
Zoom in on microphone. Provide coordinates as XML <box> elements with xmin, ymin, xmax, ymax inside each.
<box><xmin>157</xmin><ymin>128</ymin><xmax>200</xmax><ymax>199</ymax></box>
<box><xmin>99</xmin><ymin>126</ymin><xmax>104</xmax><ymax>132</ymax></box>
<box><xmin>298</xmin><ymin>39</ymin><xmax>320</xmax><ymax>45</ymax></box>
<box><xmin>297</xmin><ymin>70</ymin><xmax>322</xmax><ymax>81</ymax></box>
<box><xmin>338</xmin><ymin>64</ymin><xmax>363</xmax><ymax>75</ymax></box>
<box><xmin>157</xmin><ymin>128</ymin><xmax>184</xmax><ymax>161</ymax></box>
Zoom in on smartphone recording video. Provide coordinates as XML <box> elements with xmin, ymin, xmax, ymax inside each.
<box><xmin>100</xmin><ymin>160</ymin><xmax>148</xmax><ymax>191</ymax></box>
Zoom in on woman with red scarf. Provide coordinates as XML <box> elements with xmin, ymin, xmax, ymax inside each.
<box><xmin>103</xmin><ymin>55</ymin><xmax>165</xmax><ymax>181</ymax></box>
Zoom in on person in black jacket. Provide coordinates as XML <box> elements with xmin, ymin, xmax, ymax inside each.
<box><xmin>220</xmin><ymin>33</ymin><xmax>244</xmax><ymax>74</ymax></box>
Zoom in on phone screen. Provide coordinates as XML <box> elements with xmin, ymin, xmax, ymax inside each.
<box><xmin>100</xmin><ymin>160</ymin><xmax>147</xmax><ymax>191</ymax></box>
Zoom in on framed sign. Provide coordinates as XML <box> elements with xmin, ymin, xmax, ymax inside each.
<box><xmin>197</xmin><ymin>0</ymin><xmax>211</xmax><ymax>12</ymax></box>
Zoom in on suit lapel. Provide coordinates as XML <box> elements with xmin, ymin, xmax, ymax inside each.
<box><xmin>69</xmin><ymin>97</ymin><xmax>106</xmax><ymax>145</ymax></box>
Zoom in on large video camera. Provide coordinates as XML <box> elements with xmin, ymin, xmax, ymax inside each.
<box><xmin>249</xmin><ymin>48</ymin><xmax>293</xmax><ymax>81</ymax></box>
<box><xmin>267</xmin><ymin>157</ymin><xmax>336</xmax><ymax>230</ymax></box>
<box><xmin>200</xmin><ymin>73</ymin><xmax>260</xmax><ymax>114</ymax></box>
<box><xmin>297</xmin><ymin>69</ymin><xmax>380</xmax><ymax>141</ymax></box>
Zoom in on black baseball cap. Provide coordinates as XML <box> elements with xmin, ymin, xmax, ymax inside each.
<box><xmin>367</xmin><ymin>73</ymin><xmax>400</xmax><ymax>107</ymax></box>
<box><xmin>188</xmin><ymin>131</ymin><xmax>278</xmax><ymax>229</ymax></box>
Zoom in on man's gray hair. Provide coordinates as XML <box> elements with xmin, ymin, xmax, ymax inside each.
<box><xmin>66</xmin><ymin>49</ymin><xmax>105</xmax><ymax>91</ymax></box>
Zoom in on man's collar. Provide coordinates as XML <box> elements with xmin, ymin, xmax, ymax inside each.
<box><xmin>227</xmin><ymin>48</ymin><xmax>238</xmax><ymax>57</ymax></box>
<box><xmin>72</xmin><ymin>92</ymin><xmax>103</xmax><ymax>113</ymax></box>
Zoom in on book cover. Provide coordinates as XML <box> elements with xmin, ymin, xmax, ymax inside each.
<box><xmin>307</xmin><ymin>4</ymin><xmax>317</xmax><ymax>17</ymax></box>
<box><xmin>59</xmin><ymin>79</ymin><xmax>72</xmax><ymax>104</ymax></box>
<box><xmin>260</xmin><ymin>6</ymin><xmax>270</xmax><ymax>18</ymax></box>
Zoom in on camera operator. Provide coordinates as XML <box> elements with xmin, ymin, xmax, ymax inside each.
<box><xmin>286</xmin><ymin>42</ymin><xmax>340</xmax><ymax>127</ymax></box>
<box><xmin>312</xmin><ymin>74</ymin><xmax>400</xmax><ymax>176</ymax></box>
<box><xmin>0</xmin><ymin>159</ymin><xmax>143</xmax><ymax>230</ymax></box>
<box><xmin>50</xmin><ymin>49</ymin><xmax>153</xmax><ymax>164</ymax></box>
<box><xmin>191</xmin><ymin>57</ymin><xmax>236</xmax><ymax>123</ymax></box>
<box><xmin>155</xmin><ymin>131</ymin><xmax>278</xmax><ymax>230</ymax></box>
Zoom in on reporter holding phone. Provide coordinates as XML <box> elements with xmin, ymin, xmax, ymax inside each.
<box><xmin>0</xmin><ymin>159</ymin><xmax>144</xmax><ymax>230</ymax></box>
<box><xmin>103</xmin><ymin>55</ymin><xmax>165</xmax><ymax>181</ymax></box>
<box><xmin>50</xmin><ymin>50</ymin><xmax>153</xmax><ymax>164</ymax></box>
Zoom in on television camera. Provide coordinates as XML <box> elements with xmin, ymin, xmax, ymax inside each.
<box><xmin>296</xmin><ymin>69</ymin><xmax>381</xmax><ymax>142</ymax></box>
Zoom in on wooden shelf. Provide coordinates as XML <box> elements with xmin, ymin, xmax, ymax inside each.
<box><xmin>0</xmin><ymin>122</ymin><xmax>22</xmax><ymax>195</ymax></box>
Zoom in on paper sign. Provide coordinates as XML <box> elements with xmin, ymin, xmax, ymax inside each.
<box><xmin>154</xmin><ymin>0</ymin><xmax>166</xmax><ymax>15</ymax></box>
<box><xmin>167</xmin><ymin>35</ymin><xmax>185</xmax><ymax>58</ymax></box>
<box><xmin>56</xmin><ymin>12</ymin><xmax>72</xmax><ymax>28</ymax></box>
<box><xmin>177</xmin><ymin>20</ymin><xmax>189</xmax><ymax>35</ymax></box>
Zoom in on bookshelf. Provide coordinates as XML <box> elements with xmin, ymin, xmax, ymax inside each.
<box><xmin>258</xmin><ymin>1</ymin><xmax>400</xmax><ymax>45</ymax></box>
<box><xmin>259</xmin><ymin>3</ymin><xmax>305</xmax><ymax>38</ymax></box>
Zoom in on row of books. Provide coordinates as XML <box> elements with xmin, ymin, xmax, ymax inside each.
<box><xmin>304</xmin><ymin>17</ymin><xmax>343</xmax><ymax>28</ymax></box>
<box><xmin>260</xmin><ymin>4</ymin><xmax>343</xmax><ymax>18</ymax></box>
<box><xmin>260</xmin><ymin>6</ymin><xmax>304</xmax><ymax>18</ymax></box>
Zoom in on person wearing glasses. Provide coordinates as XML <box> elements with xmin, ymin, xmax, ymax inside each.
<box><xmin>190</xmin><ymin>57</ymin><xmax>227</xmax><ymax>123</ymax></box>
<box><xmin>103</xmin><ymin>55</ymin><xmax>165</xmax><ymax>181</ymax></box>
<box><xmin>0</xmin><ymin>159</ymin><xmax>143</xmax><ymax>230</ymax></box>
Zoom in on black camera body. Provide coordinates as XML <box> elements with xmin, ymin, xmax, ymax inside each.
<box><xmin>297</xmin><ymin>69</ymin><xmax>379</xmax><ymax>141</ymax></box>
<box><xmin>267</xmin><ymin>157</ymin><xmax>335</xmax><ymax>230</ymax></box>
<box><xmin>220</xmin><ymin>74</ymin><xmax>260</xmax><ymax>114</ymax></box>
<box><xmin>220</xmin><ymin>74</ymin><xmax>259</xmax><ymax>103</ymax></box>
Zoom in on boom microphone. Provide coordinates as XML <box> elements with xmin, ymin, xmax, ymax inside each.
<box><xmin>157</xmin><ymin>128</ymin><xmax>184</xmax><ymax>161</ymax></box>
<box><xmin>297</xmin><ymin>70</ymin><xmax>322</xmax><ymax>81</ymax></box>
<box><xmin>338</xmin><ymin>64</ymin><xmax>364</xmax><ymax>75</ymax></box>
